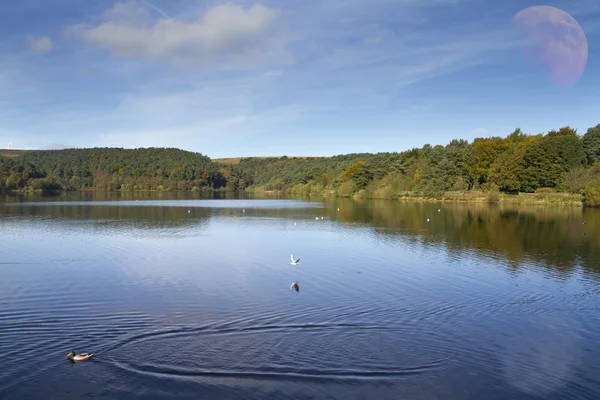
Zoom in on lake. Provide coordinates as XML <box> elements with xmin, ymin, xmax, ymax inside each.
<box><xmin>1</xmin><ymin>192</ymin><xmax>599</xmax><ymax>400</ymax></box>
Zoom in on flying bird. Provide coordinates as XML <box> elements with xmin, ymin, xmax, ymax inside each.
<box><xmin>291</xmin><ymin>254</ymin><xmax>300</xmax><ymax>265</ymax></box>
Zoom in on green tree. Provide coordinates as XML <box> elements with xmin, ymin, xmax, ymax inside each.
<box><xmin>582</xmin><ymin>124</ymin><xmax>600</xmax><ymax>165</ymax></box>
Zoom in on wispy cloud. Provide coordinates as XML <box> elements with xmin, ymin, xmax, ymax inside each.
<box><xmin>137</xmin><ymin>0</ymin><xmax>170</xmax><ymax>18</ymax></box>
<box><xmin>27</xmin><ymin>36</ymin><xmax>53</xmax><ymax>53</ymax></box>
<box><xmin>1</xmin><ymin>0</ymin><xmax>574</xmax><ymax>155</ymax></box>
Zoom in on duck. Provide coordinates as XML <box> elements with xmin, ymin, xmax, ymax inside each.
<box><xmin>290</xmin><ymin>282</ymin><xmax>300</xmax><ymax>292</ymax></box>
<box><xmin>67</xmin><ymin>351</ymin><xmax>93</xmax><ymax>361</ymax></box>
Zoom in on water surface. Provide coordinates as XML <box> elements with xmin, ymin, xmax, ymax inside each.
<box><xmin>1</xmin><ymin>193</ymin><xmax>599</xmax><ymax>399</ymax></box>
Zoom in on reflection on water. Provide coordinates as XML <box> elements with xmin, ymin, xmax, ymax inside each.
<box><xmin>1</xmin><ymin>193</ymin><xmax>599</xmax><ymax>400</ymax></box>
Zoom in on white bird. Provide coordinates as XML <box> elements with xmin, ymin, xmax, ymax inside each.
<box><xmin>315</xmin><ymin>217</ymin><xmax>319</xmax><ymax>220</ymax></box>
<box><xmin>438</xmin><ymin>209</ymin><xmax>441</xmax><ymax>212</ymax></box>
<box><xmin>427</xmin><ymin>218</ymin><xmax>430</xmax><ymax>222</ymax></box>
<box><xmin>337</xmin><ymin>208</ymin><xmax>340</xmax><ymax>211</ymax></box>
<box><xmin>321</xmin><ymin>217</ymin><xmax>323</xmax><ymax>220</ymax></box>
<box><xmin>291</xmin><ymin>254</ymin><xmax>300</xmax><ymax>265</ymax></box>
<box><xmin>188</xmin><ymin>210</ymin><xmax>191</xmax><ymax>213</ymax></box>
<box><xmin>294</xmin><ymin>222</ymin><xmax>297</xmax><ymax>226</ymax></box>
<box><xmin>290</xmin><ymin>282</ymin><xmax>299</xmax><ymax>292</ymax></box>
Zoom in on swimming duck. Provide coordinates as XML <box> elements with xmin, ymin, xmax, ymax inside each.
<box><xmin>290</xmin><ymin>282</ymin><xmax>300</xmax><ymax>292</ymax></box>
<box><xmin>67</xmin><ymin>351</ymin><xmax>93</xmax><ymax>361</ymax></box>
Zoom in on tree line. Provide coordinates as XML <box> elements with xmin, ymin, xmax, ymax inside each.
<box><xmin>1</xmin><ymin>124</ymin><xmax>599</xmax><ymax>205</ymax></box>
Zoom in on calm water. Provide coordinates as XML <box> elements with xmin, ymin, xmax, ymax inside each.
<box><xmin>1</xmin><ymin>192</ymin><xmax>600</xmax><ymax>400</ymax></box>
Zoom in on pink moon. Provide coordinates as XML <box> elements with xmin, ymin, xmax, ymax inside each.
<box><xmin>513</xmin><ymin>6</ymin><xmax>588</xmax><ymax>86</ymax></box>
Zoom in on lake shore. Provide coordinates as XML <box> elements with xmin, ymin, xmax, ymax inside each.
<box><xmin>246</xmin><ymin>188</ymin><xmax>585</xmax><ymax>206</ymax></box>
<box><xmin>1</xmin><ymin>187</ymin><xmax>585</xmax><ymax>206</ymax></box>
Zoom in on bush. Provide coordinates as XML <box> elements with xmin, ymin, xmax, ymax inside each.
<box><xmin>487</xmin><ymin>182</ymin><xmax>500</xmax><ymax>203</ymax></box>
<box><xmin>454</xmin><ymin>176</ymin><xmax>467</xmax><ymax>192</ymax></box>
<box><xmin>582</xmin><ymin>179</ymin><xmax>600</xmax><ymax>207</ymax></box>
<box><xmin>336</xmin><ymin>181</ymin><xmax>355</xmax><ymax>197</ymax></box>
<box><xmin>562</xmin><ymin>167</ymin><xmax>591</xmax><ymax>193</ymax></box>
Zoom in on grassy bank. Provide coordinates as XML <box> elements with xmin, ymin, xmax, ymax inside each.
<box><xmin>245</xmin><ymin>185</ymin><xmax>584</xmax><ymax>206</ymax></box>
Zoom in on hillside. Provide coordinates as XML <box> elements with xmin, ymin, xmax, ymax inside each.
<box><xmin>214</xmin><ymin>156</ymin><xmax>327</xmax><ymax>165</ymax></box>
<box><xmin>1</xmin><ymin>123</ymin><xmax>600</xmax><ymax>206</ymax></box>
<box><xmin>0</xmin><ymin>149</ymin><xmax>31</xmax><ymax>158</ymax></box>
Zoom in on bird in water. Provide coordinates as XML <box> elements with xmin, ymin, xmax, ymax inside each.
<box><xmin>290</xmin><ymin>282</ymin><xmax>300</xmax><ymax>292</ymax></box>
<box><xmin>291</xmin><ymin>254</ymin><xmax>300</xmax><ymax>265</ymax></box>
<box><xmin>67</xmin><ymin>351</ymin><xmax>93</xmax><ymax>361</ymax></box>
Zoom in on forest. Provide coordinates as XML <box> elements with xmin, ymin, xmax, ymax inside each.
<box><xmin>1</xmin><ymin>123</ymin><xmax>600</xmax><ymax>206</ymax></box>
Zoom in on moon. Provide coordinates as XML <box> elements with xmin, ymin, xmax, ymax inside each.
<box><xmin>513</xmin><ymin>6</ymin><xmax>588</xmax><ymax>86</ymax></box>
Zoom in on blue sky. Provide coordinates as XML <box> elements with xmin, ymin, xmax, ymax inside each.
<box><xmin>0</xmin><ymin>0</ymin><xmax>599</xmax><ymax>158</ymax></box>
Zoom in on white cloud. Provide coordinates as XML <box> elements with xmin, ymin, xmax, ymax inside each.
<box><xmin>66</xmin><ymin>1</ymin><xmax>286</xmax><ymax>68</ymax></box>
<box><xmin>27</xmin><ymin>36</ymin><xmax>53</xmax><ymax>53</ymax></box>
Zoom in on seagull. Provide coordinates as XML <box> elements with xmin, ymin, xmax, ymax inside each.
<box><xmin>438</xmin><ymin>209</ymin><xmax>441</xmax><ymax>212</ymax></box>
<box><xmin>315</xmin><ymin>217</ymin><xmax>319</xmax><ymax>220</ymax></box>
<box><xmin>321</xmin><ymin>217</ymin><xmax>323</xmax><ymax>220</ymax></box>
<box><xmin>337</xmin><ymin>208</ymin><xmax>340</xmax><ymax>211</ymax></box>
<box><xmin>290</xmin><ymin>282</ymin><xmax>299</xmax><ymax>292</ymax></box>
<box><xmin>188</xmin><ymin>210</ymin><xmax>191</xmax><ymax>213</ymax></box>
<box><xmin>294</xmin><ymin>222</ymin><xmax>297</xmax><ymax>226</ymax></box>
<box><xmin>291</xmin><ymin>254</ymin><xmax>300</xmax><ymax>265</ymax></box>
<box><xmin>427</xmin><ymin>218</ymin><xmax>430</xmax><ymax>222</ymax></box>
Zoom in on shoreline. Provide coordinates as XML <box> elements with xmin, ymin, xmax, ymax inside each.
<box><xmin>246</xmin><ymin>189</ymin><xmax>585</xmax><ymax>206</ymax></box>
<box><xmin>1</xmin><ymin>188</ymin><xmax>585</xmax><ymax>206</ymax></box>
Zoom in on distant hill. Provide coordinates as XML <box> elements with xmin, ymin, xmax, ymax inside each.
<box><xmin>0</xmin><ymin>149</ymin><xmax>32</xmax><ymax>158</ymax></box>
<box><xmin>1</xmin><ymin>123</ymin><xmax>599</xmax><ymax>207</ymax></box>
<box><xmin>214</xmin><ymin>156</ymin><xmax>327</xmax><ymax>165</ymax></box>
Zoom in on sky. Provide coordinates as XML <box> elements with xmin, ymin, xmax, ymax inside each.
<box><xmin>0</xmin><ymin>0</ymin><xmax>599</xmax><ymax>158</ymax></box>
